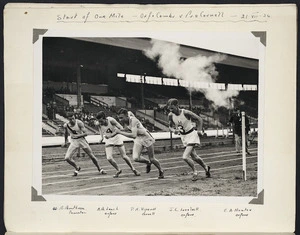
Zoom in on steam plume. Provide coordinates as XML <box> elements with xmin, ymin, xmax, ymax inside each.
<box><xmin>144</xmin><ymin>39</ymin><xmax>239</xmax><ymax>108</ymax></box>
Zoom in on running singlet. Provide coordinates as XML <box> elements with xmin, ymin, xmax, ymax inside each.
<box><xmin>99</xmin><ymin>117</ymin><xmax>116</xmax><ymax>136</ymax></box>
<box><xmin>64</xmin><ymin>120</ymin><xmax>84</xmax><ymax>139</ymax></box>
<box><xmin>127</xmin><ymin>116</ymin><xmax>150</xmax><ymax>137</ymax></box>
<box><xmin>171</xmin><ymin>109</ymin><xmax>194</xmax><ymax>134</ymax></box>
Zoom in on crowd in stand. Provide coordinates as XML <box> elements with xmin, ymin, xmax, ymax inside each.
<box><xmin>43</xmin><ymin>86</ymin><xmax>257</xmax><ymax>135</ymax></box>
<box><xmin>44</xmin><ymin>86</ymin><xmax>71</xmax><ymax>95</ymax></box>
<box><xmin>154</xmin><ymin>105</ymin><xmax>211</xmax><ymax>117</ymax></box>
<box><xmin>65</xmin><ymin>106</ymin><xmax>98</xmax><ymax>128</ymax></box>
<box><xmin>45</xmin><ymin>102</ymin><xmax>57</xmax><ymax>120</ymax></box>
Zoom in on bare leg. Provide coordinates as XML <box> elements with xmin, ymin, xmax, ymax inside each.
<box><xmin>106</xmin><ymin>146</ymin><xmax>121</xmax><ymax>171</ymax></box>
<box><xmin>147</xmin><ymin>144</ymin><xmax>163</xmax><ymax>172</ymax></box>
<box><xmin>182</xmin><ymin>146</ymin><xmax>196</xmax><ymax>174</ymax></box>
<box><xmin>119</xmin><ymin>146</ymin><xmax>139</xmax><ymax>170</ymax></box>
<box><xmin>132</xmin><ymin>143</ymin><xmax>151</xmax><ymax>165</ymax></box>
<box><xmin>66</xmin><ymin>158</ymin><xmax>79</xmax><ymax>170</ymax></box>
<box><xmin>132</xmin><ymin>143</ymin><xmax>152</xmax><ymax>173</ymax></box>
<box><xmin>190</xmin><ymin>148</ymin><xmax>208</xmax><ymax>171</ymax></box>
<box><xmin>65</xmin><ymin>145</ymin><xmax>80</xmax><ymax>171</ymax></box>
<box><xmin>82</xmin><ymin>146</ymin><xmax>104</xmax><ymax>173</ymax></box>
<box><xmin>119</xmin><ymin>146</ymin><xmax>140</xmax><ymax>176</ymax></box>
<box><xmin>191</xmin><ymin>148</ymin><xmax>211</xmax><ymax>177</ymax></box>
<box><xmin>118</xmin><ymin>146</ymin><xmax>134</xmax><ymax>170</ymax></box>
<box><xmin>147</xmin><ymin>144</ymin><xmax>164</xmax><ymax>179</ymax></box>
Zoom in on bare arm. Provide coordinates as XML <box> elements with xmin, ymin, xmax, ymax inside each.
<box><xmin>110</xmin><ymin>118</ymin><xmax>138</xmax><ymax>139</ymax></box>
<box><xmin>64</xmin><ymin>126</ymin><xmax>69</xmax><ymax>144</ymax></box>
<box><xmin>73</xmin><ymin>121</ymin><xmax>88</xmax><ymax>138</ymax></box>
<box><xmin>184</xmin><ymin>110</ymin><xmax>203</xmax><ymax>132</ymax></box>
<box><xmin>110</xmin><ymin>117</ymin><xmax>124</xmax><ymax>130</ymax></box>
<box><xmin>168</xmin><ymin>113</ymin><xmax>179</xmax><ymax>134</ymax></box>
<box><xmin>97</xmin><ymin>126</ymin><xmax>104</xmax><ymax>143</ymax></box>
<box><xmin>61</xmin><ymin>124</ymin><xmax>69</xmax><ymax>147</ymax></box>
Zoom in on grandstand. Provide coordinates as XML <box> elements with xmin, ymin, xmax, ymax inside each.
<box><xmin>42</xmin><ymin>128</ymin><xmax>54</xmax><ymax>137</ymax></box>
<box><xmin>40</xmin><ymin>36</ymin><xmax>259</xmax><ymax>197</ymax></box>
<box><xmin>42</xmin><ymin>37</ymin><xmax>258</xmax><ymax>137</ymax></box>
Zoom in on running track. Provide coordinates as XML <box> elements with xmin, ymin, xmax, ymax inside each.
<box><xmin>42</xmin><ymin>143</ymin><xmax>258</xmax><ymax>196</ymax></box>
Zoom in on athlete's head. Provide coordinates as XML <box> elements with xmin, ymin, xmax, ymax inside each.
<box><xmin>66</xmin><ymin>112</ymin><xmax>76</xmax><ymax>125</ymax></box>
<box><xmin>117</xmin><ymin>108</ymin><xmax>129</xmax><ymax>124</ymax></box>
<box><xmin>167</xmin><ymin>98</ymin><xmax>180</xmax><ymax>114</ymax></box>
<box><xmin>96</xmin><ymin>111</ymin><xmax>107</xmax><ymax>125</ymax></box>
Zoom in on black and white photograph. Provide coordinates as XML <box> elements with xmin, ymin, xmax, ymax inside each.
<box><xmin>4</xmin><ymin>3</ymin><xmax>297</xmax><ymax>234</ymax></box>
<box><xmin>39</xmin><ymin>33</ymin><xmax>262</xmax><ymax>198</ymax></box>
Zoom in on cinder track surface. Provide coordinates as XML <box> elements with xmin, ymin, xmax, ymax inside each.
<box><xmin>42</xmin><ymin>138</ymin><xmax>258</xmax><ymax>197</ymax></box>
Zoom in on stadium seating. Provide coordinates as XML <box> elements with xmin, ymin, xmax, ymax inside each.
<box><xmin>42</xmin><ymin>83</ymin><xmax>258</xmax><ymax>137</ymax></box>
<box><xmin>135</xmin><ymin>115</ymin><xmax>161</xmax><ymax>132</ymax></box>
<box><xmin>56</xmin><ymin>94</ymin><xmax>83</xmax><ymax>106</ymax></box>
<box><xmin>42</xmin><ymin>128</ymin><xmax>55</xmax><ymax>137</ymax></box>
<box><xmin>84</xmin><ymin>102</ymin><xmax>117</xmax><ymax>119</ymax></box>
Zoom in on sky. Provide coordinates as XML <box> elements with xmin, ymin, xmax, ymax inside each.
<box><xmin>71</xmin><ymin>31</ymin><xmax>260</xmax><ymax>60</ymax></box>
<box><xmin>150</xmin><ymin>32</ymin><xmax>260</xmax><ymax>59</ymax></box>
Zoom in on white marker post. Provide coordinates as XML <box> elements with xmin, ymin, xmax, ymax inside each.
<box><xmin>241</xmin><ymin>111</ymin><xmax>247</xmax><ymax>181</ymax></box>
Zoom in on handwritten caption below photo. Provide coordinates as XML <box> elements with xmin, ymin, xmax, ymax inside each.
<box><xmin>52</xmin><ymin>205</ymin><xmax>253</xmax><ymax>219</ymax></box>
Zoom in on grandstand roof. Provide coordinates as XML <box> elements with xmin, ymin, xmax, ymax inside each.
<box><xmin>74</xmin><ymin>37</ymin><xmax>258</xmax><ymax>70</ymax></box>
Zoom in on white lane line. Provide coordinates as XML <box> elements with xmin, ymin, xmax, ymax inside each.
<box><xmin>42</xmin><ymin>151</ymin><xmax>240</xmax><ymax>179</ymax></box>
<box><xmin>42</xmin><ymin>148</ymin><xmax>258</xmax><ymax>177</ymax></box>
<box><xmin>42</xmin><ymin>152</ymin><xmax>257</xmax><ymax>182</ymax></box>
<box><xmin>43</xmin><ymin>148</ymin><xmax>257</xmax><ymax>171</ymax></box>
<box><xmin>56</xmin><ymin>177</ymin><xmax>167</xmax><ymax>195</ymax></box>
<box><xmin>55</xmin><ymin>162</ymin><xmax>258</xmax><ymax>195</ymax></box>
<box><xmin>42</xmin><ymin>141</ymin><xmax>231</xmax><ymax>157</ymax></box>
<box><xmin>43</xmin><ymin>155</ymin><xmax>257</xmax><ymax>188</ymax></box>
<box><xmin>115</xmin><ymin>163</ymin><xmax>258</xmax><ymax>196</ymax></box>
<box><xmin>211</xmin><ymin>163</ymin><xmax>257</xmax><ymax>172</ymax></box>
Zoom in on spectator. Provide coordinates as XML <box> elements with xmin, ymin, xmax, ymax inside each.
<box><xmin>229</xmin><ymin>108</ymin><xmax>251</xmax><ymax>155</ymax></box>
<box><xmin>46</xmin><ymin>103</ymin><xmax>52</xmax><ymax>120</ymax></box>
<box><xmin>52</xmin><ymin>101</ymin><xmax>57</xmax><ymax>120</ymax></box>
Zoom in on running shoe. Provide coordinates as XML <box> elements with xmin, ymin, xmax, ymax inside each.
<box><xmin>73</xmin><ymin>166</ymin><xmax>81</xmax><ymax>176</ymax></box>
<box><xmin>206</xmin><ymin>166</ymin><xmax>211</xmax><ymax>178</ymax></box>
<box><xmin>192</xmin><ymin>173</ymin><xmax>198</xmax><ymax>181</ymax></box>
<box><xmin>146</xmin><ymin>162</ymin><xmax>152</xmax><ymax>173</ymax></box>
<box><xmin>113</xmin><ymin>170</ymin><xmax>122</xmax><ymax>178</ymax></box>
<box><xmin>158</xmin><ymin>171</ymin><xmax>165</xmax><ymax>179</ymax></box>
<box><xmin>133</xmin><ymin>169</ymin><xmax>141</xmax><ymax>176</ymax></box>
<box><xmin>99</xmin><ymin>169</ymin><xmax>107</xmax><ymax>175</ymax></box>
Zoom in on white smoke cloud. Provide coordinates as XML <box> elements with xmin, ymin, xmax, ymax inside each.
<box><xmin>204</xmin><ymin>89</ymin><xmax>239</xmax><ymax>108</ymax></box>
<box><xmin>144</xmin><ymin>39</ymin><xmax>239</xmax><ymax>108</ymax></box>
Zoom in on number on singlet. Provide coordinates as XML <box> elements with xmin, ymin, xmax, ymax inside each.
<box><xmin>106</xmin><ymin>128</ymin><xmax>113</xmax><ymax>134</ymax></box>
<box><xmin>178</xmin><ymin>125</ymin><xmax>185</xmax><ymax>134</ymax></box>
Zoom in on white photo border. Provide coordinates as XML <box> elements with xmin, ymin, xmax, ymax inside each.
<box><xmin>33</xmin><ymin>29</ymin><xmax>264</xmax><ymax>204</ymax></box>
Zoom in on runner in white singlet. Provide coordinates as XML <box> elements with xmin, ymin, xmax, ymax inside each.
<box><xmin>62</xmin><ymin>112</ymin><xmax>106</xmax><ymax>176</ymax></box>
<box><xmin>167</xmin><ymin>98</ymin><xmax>211</xmax><ymax>181</ymax></box>
<box><xmin>95</xmin><ymin>111</ymin><xmax>140</xmax><ymax>178</ymax></box>
<box><xmin>106</xmin><ymin>108</ymin><xmax>164</xmax><ymax>179</ymax></box>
